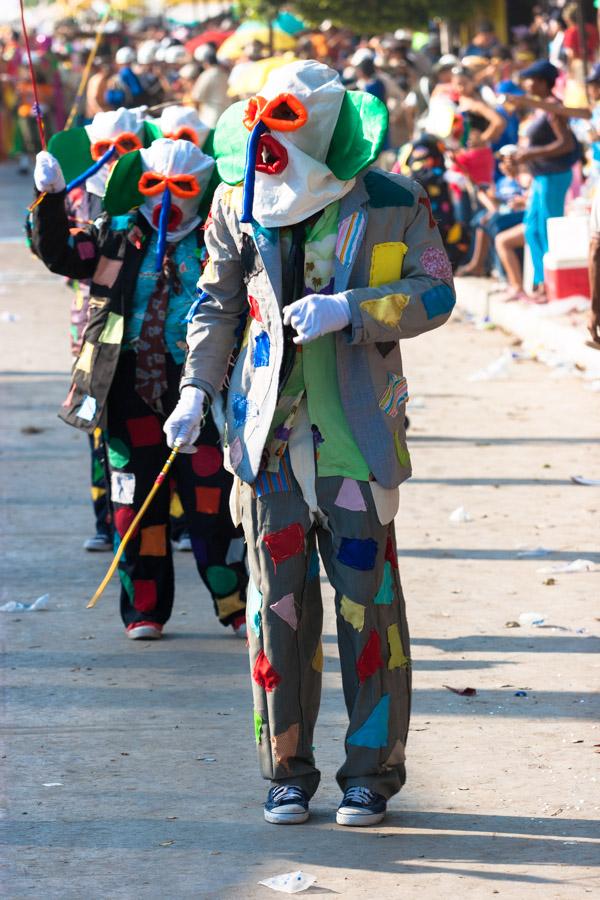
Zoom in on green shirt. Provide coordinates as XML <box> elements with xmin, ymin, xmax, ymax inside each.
<box><xmin>268</xmin><ymin>202</ymin><xmax>369</xmax><ymax>480</ymax></box>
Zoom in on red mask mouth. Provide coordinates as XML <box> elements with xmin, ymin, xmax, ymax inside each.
<box><xmin>255</xmin><ymin>134</ymin><xmax>288</xmax><ymax>175</ymax></box>
<box><xmin>152</xmin><ymin>202</ymin><xmax>183</xmax><ymax>231</ymax></box>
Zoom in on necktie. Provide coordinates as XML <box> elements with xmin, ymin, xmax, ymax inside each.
<box><xmin>135</xmin><ymin>243</ymin><xmax>181</xmax><ymax>413</ymax></box>
<box><xmin>280</xmin><ymin>221</ymin><xmax>305</xmax><ymax>391</ymax></box>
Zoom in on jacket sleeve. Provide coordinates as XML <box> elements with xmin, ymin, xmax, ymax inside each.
<box><xmin>31</xmin><ymin>190</ymin><xmax>100</xmax><ymax>281</ymax></box>
<box><xmin>345</xmin><ymin>186</ymin><xmax>456</xmax><ymax>343</ymax></box>
<box><xmin>181</xmin><ymin>184</ymin><xmax>248</xmax><ymax>401</ymax></box>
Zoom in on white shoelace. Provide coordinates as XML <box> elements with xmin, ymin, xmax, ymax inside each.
<box><xmin>271</xmin><ymin>785</ymin><xmax>305</xmax><ymax>804</ymax></box>
<box><xmin>343</xmin><ymin>786</ymin><xmax>377</xmax><ymax>806</ymax></box>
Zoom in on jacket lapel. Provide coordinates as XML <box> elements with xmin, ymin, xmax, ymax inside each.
<box><xmin>249</xmin><ymin>220</ymin><xmax>282</xmax><ymax>308</ymax></box>
<box><xmin>333</xmin><ymin>176</ymin><xmax>369</xmax><ymax>293</ymax></box>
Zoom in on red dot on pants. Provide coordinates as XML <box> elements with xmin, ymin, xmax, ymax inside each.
<box><xmin>191</xmin><ymin>444</ymin><xmax>223</xmax><ymax>477</ymax></box>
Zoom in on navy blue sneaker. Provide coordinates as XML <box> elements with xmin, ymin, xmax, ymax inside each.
<box><xmin>336</xmin><ymin>787</ymin><xmax>386</xmax><ymax>826</ymax></box>
<box><xmin>264</xmin><ymin>785</ymin><xmax>309</xmax><ymax>824</ymax></box>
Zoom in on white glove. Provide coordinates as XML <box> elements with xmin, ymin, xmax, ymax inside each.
<box><xmin>163</xmin><ymin>386</ymin><xmax>206</xmax><ymax>454</ymax></box>
<box><xmin>34</xmin><ymin>151</ymin><xmax>66</xmax><ymax>193</ymax></box>
<box><xmin>282</xmin><ymin>292</ymin><xmax>351</xmax><ymax>345</ymax></box>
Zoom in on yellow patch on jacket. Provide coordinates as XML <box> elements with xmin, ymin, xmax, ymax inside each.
<box><xmin>360</xmin><ymin>293</ymin><xmax>410</xmax><ymax>327</ymax></box>
<box><xmin>368</xmin><ymin>241</ymin><xmax>408</xmax><ymax>287</ymax></box>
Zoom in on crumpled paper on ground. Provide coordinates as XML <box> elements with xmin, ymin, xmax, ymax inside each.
<box><xmin>258</xmin><ymin>871</ymin><xmax>317</xmax><ymax>893</ymax></box>
<box><xmin>0</xmin><ymin>593</ymin><xmax>49</xmax><ymax>612</ymax></box>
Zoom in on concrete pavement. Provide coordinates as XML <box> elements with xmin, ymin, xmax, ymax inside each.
<box><xmin>1</xmin><ymin>160</ymin><xmax>599</xmax><ymax>899</ymax></box>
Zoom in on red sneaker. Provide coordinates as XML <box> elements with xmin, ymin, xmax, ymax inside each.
<box><xmin>126</xmin><ymin>621</ymin><xmax>163</xmax><ymax>640</ymax></box>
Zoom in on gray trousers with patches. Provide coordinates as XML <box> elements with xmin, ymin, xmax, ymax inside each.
<box><xmin>240</xmin><ymin>473</ymin><xmax>411</xmax><ymax>800</ymax></box>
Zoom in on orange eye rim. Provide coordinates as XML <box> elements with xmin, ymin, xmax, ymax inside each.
<box><xmin>138</xmin><ymin>171</ymin><xmax>166</xmax><ymax>196</ymax></box>
<box><xmin>164</xmin><ymin>126</ymin><xmax>200</xmax><ymax>146</ymax></box>
<box><xmin>168</xmin><ymin>174</ymin><xmax>201</xmax><ymax>198</ymax></box>
<box><xmin>137</xmin><ymin>171</ymin><xmax>201</xmax><ymax>199</ymax></box>
<box><xmin>260</xmin><ymin>93</ymin><xmax>308</xmax><ymax>132</ymax></box>
<box><xmin>243</xmin><ymin>92</ymin><xmax>308</xmax><ymax>132</ymax></box>
<box><xmin>90</xmin><ymin>131</ymin><xmax>142</xmax><ymax>161</ymax></box>
<box><xmin>243</xmin><ymin>95</ymin><xmax>267</xmax><ymax>131</ymax></box>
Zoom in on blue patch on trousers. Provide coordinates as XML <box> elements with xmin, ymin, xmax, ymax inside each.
<box><xmin>337</xmin><ymin>537</ymin><xmax>378</xmax><ymax>571</ymax></box>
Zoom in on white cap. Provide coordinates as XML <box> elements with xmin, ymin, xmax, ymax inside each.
<box><xmin>164</xmin><ymin>45</ymin><xmax>189</xmax><ymax>65</ymax></box>
<box><xmin>115</xmin><ymin>46</ymin><xmax>136</xmax><ymax>66</ymax></box>
<box><xmin>137</xmin><ymin>40</ymin><xmax>160</xmax><ymax>65</ymax></box>
<box><xmin>350</xmin><ymin>47</ymin><xmax>375</xmax><ymax>67</ymax></box>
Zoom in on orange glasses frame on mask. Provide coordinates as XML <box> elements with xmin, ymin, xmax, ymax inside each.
<box><xmin>138</xmin><ymin>171</ymin><xmax>202</xmax><ymax>199</ymax></box>
<box><xmin>163</xmin><ymin>127</ymin><xmax>199</xmax><ymax>146</ymax></box>
<box><xmin>90</xmin><ymin>132</ymin><xmax>143</xmax><ymax>161</ymax></box>
<box><xmin>243</xmin><ymin>92</ymin><xmax>308</xmax><ymax>132</ymax></box>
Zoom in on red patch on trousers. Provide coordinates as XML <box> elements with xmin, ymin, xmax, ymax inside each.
<box><xmin>133</xmin><ymin>579</ymin><xmax>157</xmax><ymax>613</ymax></box>
<box><xmin>114</xmin><ymin>506</ymin><xmax>136</xmax><ymax>538</ymax></box>
<box><xmin>126</xmin><ymin>415</ymin><xmax>163</xmax><ymax>448</ymax></box>
<box><xmin>248</xmin><ymin>294</ymin><xmax>263</xmax><ymax>322</ymax></box>
<box><xmin>252</xmin><ymin>650</ymin><xmax>282</xmax><ymax>692</ymax></box>
<box><xmin>385</xmin><ymin>534</ymin><xmax>398</xmax><ymax>569</ymax></box>
<box><xmin>357</xmin><ymin>629</ymin><xmax>384</xmax><ymax>683</ymax></box>
<box><xmin>191</xmin><ymin>444</ymin><xmax>223</xmax><ymax>478</ymax></box>
<box><xmin>195</xmin><ymin>486</ymin><xmax>222</xmax><ymax>514</ymax></box>
<box><xmin>262</xmin><ymin>523</ymin><xmax>304</xmax><ymax>570</ymax></box>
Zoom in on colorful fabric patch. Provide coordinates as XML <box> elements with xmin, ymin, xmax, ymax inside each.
<box><xmin>334</xmin><ymin>478</ymin><xmax>367</xmax><ymax>512</ymax></box>
<box><xmin>270</xmin><ymin>593</ymin><xmax>297</xmax><ymax>630</ymax></box>
<box><xmin>169</xmin><ymin>491</ymin><xmax>184</xmax><ymax>519</ymax></box>
<box><xmin>75</xmin><ymin>341</ymin><xmax>95</xmax><ymax>374</ymax></box>
<box><xmin>271</xmin><ymin>722</ymin><xmax>299</xmax><ymax>774</ymax></box>
<box><xmin>376</xmin><ymin>341</ymin><xmax>396</xmax><ymax>358</ymax></box>
<box><xmin>246</xmin><ymin>580</ymin><xmax>263</xmax><ymax>637</ymax></box>
<box><xmin>365</xmin><ymin>171</ymin><xmax>415</xmax><ymax>208</ymax></box>
<box><xmin>335</xmin><ymin>210</ymin><xmax>366</xmax><ymax>266</ymax></box>
<box><xmin>419</xmin><ymin>194</ymin><xmax>436</xmax><ymax>228</ymax></box>
<box><xmin>263</xmin><ymin>522</ymin><xmax>304</xmax><ymax>570</ymax></box>
<box><xmin>231</xmin><ymin>393</ymin><xmax>256</xmax><ymax>428</ymax></box>
<box><xmin>253</xmin><ymin>330</ymin><xmax>270</xmax><ymax>368</ymax></box>
<box><xmin>374</xmin><ymin>561</ymin><xmax>394</xmax><ymax>605</ymax></box>
<box><xmin>254</xmin><ymin>710</ymin><xmax>263</xmax><ymax>745</ymax></box>
<box><xmin>90</xmin><ymin>486</ymin><xmax>106</xmax><ymax>502</ymax></box>
<box><xmin>361</xmin><ymin>293</ymin><xmax>409</xmax><ymax>327</ymax></box>
<box><xmin>126</xmin><ymin>415</ymin><xmax>163</xmax><ymax>448</ymax></box>
<box><xmin>191</xmin><ymin>444</ymin><xmax>222</xmax><ymax>477</ymax></box>
<box><xmin>190</xmin><ymin>534</ymin><xmax>208</xmax><ymax>565</ymax></box>
<box><xmin>387</xmin><ymin>623</ymin><xmax>410</xmax><ymax>669</ymax></box>
<box><xmin>139</xmin><ymin>524</ymin><xmax>167</xmax><ymax>557</ymax></box>
<box><xmin>385</xmin><ymin>534</ymin><xmax>398</xmax><ymax>570</ymax></box>
<box><xmin>337</xmin><ymin>537</ymin><xmax>378</xmax><ymax>572</ymax></box>
<box><xmin>108</xmin><ymin>437</ymin><xmax>130</xmax><ymax>470</ymax></box>
<box><xmin>216</xmin><ymin>591</ymin><xmax>245</xmax><ymax>619</ymax></box>
<box><xmin>77</xmin><ymin>241</ymin><xmax>95</xmax><ymax>260</ymax></box>
<box><xmin>206</xmin><ymin>565</ymin><xmax>238</xmax><ymax>596</ymax></box>
<box><xmin>394</xmin><ymin>433</ymin><xmax>411</xmax><ymax>468</ymax></box>
<box><xmin>114</xmin><ymin>505</ymin><xmax>136</xmax><ymax>538</ymax></box>
<box><xmin>357</xmin><ymin>629</ymin><xmax>384</xmax><ymax>683</ymax></box>
<box><xmin>248</xmin><ymin>294</ymin><xmax>263</xmax><ymax>322</ymax></box>
<box><xmin>312</xmin><ymin>641</ymin><xmax>324</xmax><ymax>673</ymax></box>
<box><xmin>347</xmin><ymin>694</ymin><xmax>390</xmax><ymax>749</ymax></box>
<box><xmin>420</xmin><ymin>246</ymin><xmax>453</xmax><ymax>281</ymax></box>
<box><xmin>379</xmin><ymin>373</ymin><xmax>408</xmax><ymax>418</ymax></box>
<box><xmin>133</xmin><ymin>579</ymin><xmax>157</xmax><ymax>613</ymax></box>
<box><xmin>308</xmin><ymin>549</ymin><xmax>320</xmax><ymax>580</ymax></box>
<box><xmin>98</xmin><ymin>311</ymin><xmax>124</xmax><ymax>344</ymax></box>
<box><xmin>252</xmin><ymin>650</ymin><xmax>281</xmax><ymax>692</ymax></box>
<box><xmin>76</xmin><ymin>394</ymin><xmax>97</xmax><ymax>422</ymax></box>
<box><xmin>94</xmin><ymin>256</ymin><xmax>121</xmax><ymax>287</ymax></box>
<box><xmin>229</xmin><ymin>436</ymin><xmax>243</xmax><ymax>470</ymax></box>
<box><xmin>253</xmin><ymin>221</ymin><xmax>278</xmax><ymax>244</ymax></box>
<box><xmin>119</xmin><ymin>569</ymin><xmax>134</xmax><ymax>603</ymax></box>
<box><xmin>368</xmin><ymin>243</ymin><xmax>408</xmax><ymax>288</ymax></box>
<box><xmin>110</xmin><ymin>471</ymin><xmax>136</xmax><ymax>505</ymax></box>
<box><xmin>195</xmin><ymin>485</ymin><xmax>222</xmax><ymax>514</ymax></box>
<box><xmin>340</xmin><ymin>595</ymin><xmax>366</xmax><ymax>632</ymax></box>
<box><xmin>421</xmin><ymin>283</ymin><xmax>456</xmax><ymax>320</ymax></box>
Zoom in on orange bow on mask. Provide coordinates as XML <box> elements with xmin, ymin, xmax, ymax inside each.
<box><xmin>138</xmin><ymin>171</ymin><xmax>201</xmax><ymax>198</ymax></box>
